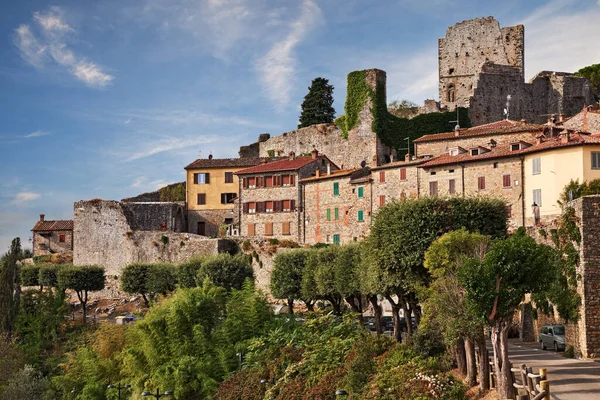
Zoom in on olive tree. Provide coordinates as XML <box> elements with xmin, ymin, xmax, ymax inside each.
<box><xmin>271</xmin><ymin>249</ymin><xmax>314</xmax><ymax>313</ymax></box>
<box><xmin>197</xmin><ymin>254</ymin><xmax>254</xmax><ymax>291</ymax></box>
<box><xmin>334</xmin><ymin>243</ymin><xmax>367</xmax><ymax>322</ymax></box>
<box><xmin>58</xmin><ymin>265</ymin><xmax>105</xmax><ymax>323</ymax></box>
<box><xmin>304</xmin><ymin>247</ymin><xmax>344</xmax><ymax>315</ymax></box>
<box><xmin>20</xmin><ymin>265</ymin><xmax>41</xmax><ymax>289</ymax></box>
<box><xmin>121</xmin><ymin>263</ymin><xmax>177</xmax><ymax>307</ymax></box>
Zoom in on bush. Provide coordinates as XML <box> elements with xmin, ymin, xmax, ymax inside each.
<box><xmin>20</xmin><ymin>265</ymin><xmax>40</xmax><ymax>287</ymax></box>
<box><xmin>411</xmin><ymin>323</ymin><xmax>447</xmax><ymax>359</ymax></box>
<box><xmin>177</xmin><ymin>256</ymin><xmax>204</xmax><ymax>288</ymax></box>
<box><xmin>269</xmin><ymin>238</ymin><xmax>280</xmax><ymax>245</ymax></box>
<box><xmin>198</xmin><ymin>254</ymin><xmax>254</xmax><ymax>291</ymax></box>
<box><xmin>564</xmin><ymin>345</ymin><xmax>575</xmax><ymax>358</ymax></box>
<box><xmin>2</xmin><ymin>365</ymin><xmax>47</xmax><ymax>400</ymax></box>
<box><xmin>121</xmin><ymin>263</ymin><xmax>177</xmax><ymax>306</ymax></box>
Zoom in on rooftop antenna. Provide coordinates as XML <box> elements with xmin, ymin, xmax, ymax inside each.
<box><xmin>400</xmin><ymin>137</ymin><xmax>411</xmax><ymax>157</ymax></box>
<box><xmin>503</xmin><ymin>95</ymin><xmax>512</xmax><ymax>120</ymax></box>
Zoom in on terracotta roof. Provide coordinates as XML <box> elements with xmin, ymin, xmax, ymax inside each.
<box><xmin>413</xmin><ymin>120</ymin><xmax>546</xmax><ymax>143</ymax></box>
<box><xmin>350</xmin><ymin>175</ymin><xmax>373</xmax><ymax>184</ymax></box>
<box><xmin>234</xmin><ymin>155</ymin><xmax>335</xmax><ymax>175</ymax></box>
<box><xmin>32</xmin><ymin>220</ymin><xmax>73</xmax><ymax>232</ymax></box>
<box><xmin>371</xmin><ymin>159</ymin><xmax>424</xmax><ymax>170</ymax></box>
<box><xmin>419</xmin><ymin>132</ymin><xmax>600</xmax><ymax>168</ymax></box>
<box><xmin>300</xmin><ymin>168</ymin><xmax>361</xmax><ymax>183</ymax></box>
<box><xmin>185</xmin><ymin>157</ymin><xmax>279</xmax><ymax>170</ymax></box>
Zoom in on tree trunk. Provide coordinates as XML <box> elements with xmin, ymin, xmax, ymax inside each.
<box><xmin>491</xmin><ymin>320</ymin><xmax>514</xmax><ymax>399</ymax></box>
<box><xmin>465</xmin><ymin>338</ymin><xmax>477</xmax><ymax>387</ymax></box>
<box><xmin>402</xmin><ymin>302</ymin><xmax>412</xmax><ymax>337</ymax></box>
<box><xmin>141</xmin><ymin>293</ymin><xmax>150</xmax><ymax>308</ymax></box>
<box><xmin>455</xmin><ymin>338</ymin><xmax>467</xmax><ymax>376</ymax></box>
<box><xmin>77</xmin><ymin>290</ymin><xmax>87</xmax><ymax>324</ymax></box>
<box><xmin>345</xmin><ymin>295</ymin><xmax>364</xmax><ymax>324</ymax></box>
<box><xmin>287</xmin><ymin>298</ymin><xmax>294</xmax><ymax>315</ymax></box>
<box><xmin>409</xmin><ymin>299</ymin><xmax>421</xmax><ymax>327</ymax></box>
<box><xmin>369</xmin><ymin>295</ymin><xmax>382</xmax><ymax>336</ymax></box>
<box><xmin>385</xmin><ymin>294</ymin><xmax>402</xmax><ymax>342</ymax></box>
<box><xmin>304</xmin><ymin>300</ymin><xmax>314</xmax><ymax>312</ymax></box>
<box><xmin>475</xmin><ymin>334</ymin><xmax>490</xmax><ymax>391</ymax></box>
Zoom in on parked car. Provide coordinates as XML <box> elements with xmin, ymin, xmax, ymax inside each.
<box><xmin>540</xmin><ymin>324</ymin><xmax>566</xmax><ymax>351</ymax></box>
<box><xmin>365</xmin><ymin>316</ymin><xmax>394</xmax><ymax>332</ymax></box>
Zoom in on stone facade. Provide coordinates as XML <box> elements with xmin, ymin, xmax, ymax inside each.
<box><xmin>371</xmin><ymin>160</ymin><xmax>422</xmax><ymax>206</ymax></box>
<box><xmin>31</xmin><ymin>215</ymin><xmax>73</xmax><ymax>257</ymax></box>
<box><xmin>245</xmin><ymin>69</ymin><xmax>396</xmax><ymax>170</ymax></box>
<box><xmin>187</xmin><ymin>209</ymin><xmax>235</xmax><ymax>237</ymax></box>
<box><xmin>302</xmin><ymin>168</ymin><xmax>373</xmax><ymax>245</ymax></box>
<box><xmin>120</xmin><ymin>202</ymin><xmax>185</xmax><ymax>232</ymax></box>
<box><xmin>73</xmin><ymin>200</ymin><xmax>221</xmax><ymax>278</ymax></box>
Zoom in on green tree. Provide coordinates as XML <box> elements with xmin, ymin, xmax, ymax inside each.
<box><xmin>298</xmin><ymin>77</ymin><xmax>335</xmax><ymax>129</ymax></box>
<box><xmin>575</xmin><ymin>63</ymin><xmax>600</xmax><ymax>100</ymax></box>
<box><xmin>198</xmin><ymin>254</ymin><xmax>254</xmax><ymax>291</ymax></box>
<box><xmin>159</xmin><ymin>182</ymin><xmax>186</xmax><ymax>202</ymax></box>
<box><xmin>334</xmin><ymin>243</ymin><xmax>366</xmax><ymax>322</ymax></box>
<box><xmin>121</xmin><ymin>263</ymin><xmax>177</xmax><ymax>307</ymax></box>
<box><xmin>270</xmin><ymin>249</ymin><xmax>314</xmax><ymax>313</ymax></box>
<box><xmin>458</xmin><ymin>228</ymin><xmax>556</xmax><ymax>398</ymax></box>
<box><xmin>58</xmin><ymin>265</ymin><xmax>105</xmax><ymax>324</ymax></box>
<box><xmin>2</xmin><ymin>365</ymin><xmax>47</xmax><ymax>400</ymax></box>
<box><xmin>20</xmin><ymin>265</ymin><xmax>41</xmax><ymax>289</ymax></box>
<box><xmin>388</xmin><ymin>99</ymin><xmax>418</xmax><ymax>110</ymax></box>
<box><xmin>304</xmin><ymin>247</ymin><xmax>344</xmax><ymax>315</ymax></box>
<box><xmin>0</xmin><ymin>238</ymin><xmax>23</xmax><ymax>334</ymax></box>
<box><xmin>178</xmin><ymin>256</ymin><xmax>205</xmax><ymax>288</ymax></box>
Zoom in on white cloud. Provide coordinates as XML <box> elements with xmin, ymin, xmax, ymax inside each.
<box><xmin>11</xmin><ymin>192</ymin><xmax>40</xmax><ymax>205</ymax></box>
<box><xmin>125</xmin><ymin>136</ymin><xmax>219</xmax><ymax>161</ymax></box>
<box><xmin>256</xmin><ymin>0</ymin><xmax>322</xmax><ymax>109</ymax></box>
<box><xmin>131</xmin><ymin>177</ymin><xmax>146</xmax><ymax>188</ymax></box>
<box><xmin>14</xmin><ymin>6</ymin><xmax>114</xmax><ymax>88</ymax></box>
<box><xmin>24</xmin><ymin>130</ymin><xmax>49</xmax><ymax>138</ymax></box>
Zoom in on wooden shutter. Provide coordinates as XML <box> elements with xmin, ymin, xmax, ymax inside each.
<box><xmin>379</xmin><ymin>171</ymin><xmax>385</xmax><ymax>183</ymax></box>
<box><xmin>503</xmin><ymin>175</ymin><xmax>511</xmax><ymax>187</ymax></box>
<box><xmin>243</xmin><ymin>203</ymin><xmax>249</xmax><ymax>213</ymax></box>
<box><xmin>290</xmin><ymin>199</ymin><xmax>296</xmax><ymax>210</ymax></box>
<box><xmin>247</xmin><ymin>223</ymin><xmax>255</xmax><ymax>236</ymax></box>
<box><xmin>429</xmin><ymin>181</ymin><xmax>438</xmax><ymax>196</ymax></box>
<box><xmin>194</xmin><ymin>173</ymin><xmax>199</xmax><ymax>184</ymax></box>
<box><xmin>290</xmin><ymin>175</ymin><xmax>295</xmax><ymax>185</ymax></box>
<box><xmin>379</xmin><ymin>195</ymin><xmax>385</xmax><ymax>207</ymax></box>
<box><xmin>449</xmin><ymin>179</ymin><xmax>456</xmax><ymax>194</ymax></box>
<box><xmin>282</xmin><ymin>222</ymin><xmax>290</xmax><ymax>235</ymax></box>
<box><xmin>205</xmin><ymin>173</ymin><xmax>210</xmax><ymax>184</ymax></box>
<box><xmin>400</xmin><ymin>168</ymin><xmax>406</xmax><ymax>181</ymax></box>
<box><xmin>478</xmin><ymin>177</ymin><xmax>485</xmax><ymax>190</ymax></box>
<box><xmin>242</xmin><ymin>177</ymin><xmax>247</xmax><ymax>188</ymax></box>
<box><xmin>264</xmin><ymin>222</ymin><xmax>273</xmax><ymax>236</ymax></box>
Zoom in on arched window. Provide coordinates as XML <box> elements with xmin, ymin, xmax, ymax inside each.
<box><xmin>447</xmin><ymin>84</ymin><xmax>455</xmax><ymax>103</ymax></box>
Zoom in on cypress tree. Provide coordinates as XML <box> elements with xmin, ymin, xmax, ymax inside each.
<box><xmin>298</xmin><ymin>77</ymin><xmax>335</xmax><ymax>129</ymax></box>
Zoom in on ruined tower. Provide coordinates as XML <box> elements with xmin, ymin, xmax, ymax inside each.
<box><xmin>438</xmin><ymin>17</ymin><xmax>524</xmax><ymax>110</ymax></box>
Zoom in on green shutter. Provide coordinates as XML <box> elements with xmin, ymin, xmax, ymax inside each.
<box><xmin>326</xmin><ymin>208</ymin><xmax>331</xmax><ymax>221</ymax></box>
<box><xmin>334</xmin><ymin>208</ymin><xmax>339</xmax><ymax>220</ymax></box>
<box><xmin>333</xmin><ymin>234</ymin><xmax>340</xmax><ymax>245</ymax></box>
<box><xmin>358</xmin><ymin>186</ymin><xmax>364</xmax><ymax>198</ymax></box>
<box><xmin>333</xmin><ymin>182</ymin><xmax>339</xmax><ymax>196</ymax></box>
<box><xmin>358</xmin><ymin>210</ymin><xmax>364</xmax><ymax>222</ymax></box>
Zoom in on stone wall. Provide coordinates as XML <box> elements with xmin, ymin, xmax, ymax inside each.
<box><xmin>372</xmin><ymin>161</ymin><xmax>422</xmax><ymax>205</ymax></box>
<box><xmin>188</xmin><ymin>209</ymin><xmax>235</xmax><ymax>237</ymax></box>
<box><xmin>73</xmin><ymin>200</ymin><xmax>222</xmax><ymax>278</ymax></box>
<box><xmin>121</xmin><ymin>202</ymin><xmax>185</xmax><ymax>232</ymax></box>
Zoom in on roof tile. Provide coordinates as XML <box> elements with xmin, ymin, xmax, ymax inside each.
<box><xmin>413</xmin><ymin>120</ymin><xmax>546</xmax><ymax>143</ymax></box>
<box><xmin>235</xmin><ymin>156</ymin><xmax>333</xmax><ymax>175</ymax></box>
<box><xmin>185</xmin><ymin>157</ymin><xmax>279</xmax><ymax>170</ymax></box>
<box><xmin>32</xmin><ymin>220</ymin><xmax>73</xmax><ymax>232</ymax></box>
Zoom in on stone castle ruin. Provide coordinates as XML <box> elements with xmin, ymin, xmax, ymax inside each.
<box><xmin>439</xmin><ymin>17</ymin><xmax>595</xmax><ymax>125</ymax></box>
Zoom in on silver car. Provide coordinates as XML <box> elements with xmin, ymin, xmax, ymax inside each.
<box><xmin>540</xmin><ymin>325</ymin><xmax>566</xmax><ymax>351</ymax></box>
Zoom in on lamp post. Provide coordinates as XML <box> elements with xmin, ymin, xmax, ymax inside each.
<box><xmin>70</xmin><ymin>388</ymin><xmax>77</xmax><ymax>399</ymax></box>
<box><xmin>107</xmin><ymin>383</ymin><xmax>131</xmax><ymax>400</ymax></box>
<box><xmin>141</xmin><ymin>388</ymin><xmax>174</xmax><ymax>399</ymax></box>
<box><xmin>236</xmin><ymin>352</ymin><xmax>243</xmax><ymax>371</ymax></box>
<box><xmin>335</xmin><ymin>389</ymin><xmax>349</xmax><ymax>397</ymax></box>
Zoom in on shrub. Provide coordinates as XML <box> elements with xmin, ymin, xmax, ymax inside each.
<box><xmin>20</xmin><ymin>265</ymin><xmax>40</xmax><ymax>288</ymax></box>
<box><xmin>2</xmin><ymin>365</ymin><xmax>47</xmax><ymax>400</ymax></box>
<box><xmin>121</xmin><ymin>263</ymin><xmax>177</xmax><ymax>306</ymax></box>
<box><xmin>564</xmin><ymin>345</ymin><xmax>575</xmax><ymax>358</ymax></box>
<box><xmin>269</xmin><ymin>238</ymin><xmax>280</xmax><ymax>246</ymax></box>
<box><xmin>410</xmin><ymin>323</ymin><xmax>446</xmax><ymax>359</ymax></box>
<box><xmin>160</xmin><ymin>234</ymin><xmax>169</xmax><ymax>245</ymax></box>
<box><xmin>198</xmin><ymin>254</ymin><xmax>254</xmax><ymax>291</ymax></box>
<box><xmin>177</xmin><ymin>256</ymin><xmax>204</xmax><ymax>288</ymax></box>
<box><xmin>242</xmin><ymin>240</ymin><xmax>252</xmax><ymax>251</ymax></box>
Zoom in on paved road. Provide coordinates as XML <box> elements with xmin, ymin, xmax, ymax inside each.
<box><xmin>506</xmin><ymin>339</ymin><xmax>600</xmax><ymax>400</ymax></box>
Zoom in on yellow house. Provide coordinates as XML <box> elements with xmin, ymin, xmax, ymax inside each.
<box><xmin>184</xmin><ymin>156</ymin><xmax>272</xmax><ymax>236</ymax></box>
<box><xmin>524</xmin><ymin>132</ymin><xmax>600</xmax><ymax>223</ymax></box>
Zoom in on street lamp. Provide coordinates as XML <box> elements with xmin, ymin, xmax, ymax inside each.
<box><xmin>107</xmin><ymin>383</ymin><xmax>131</xmax><ymax>400</ymax></box>
<box><xmin>236</xmin><ymin>352</ymin><xmax>243</xmax><ymax>371</ymax></box>
<box><xmin>141</xmin><ymin>388</ymin><xmax>174</xmax><ymax>399</ymax></box>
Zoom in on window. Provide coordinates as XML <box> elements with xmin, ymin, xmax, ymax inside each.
<box><xmin>533</xmin><ymin>189</ymin><xmax>542</xmax><ymax>207</ymax></box>
<box><xmin>358</xmin><ymin>210</ymin><xmax>364</xmax><ymax>222</ymax></box>
<box><xmin>478</xmin><ymin>176</ymin><xmax>486</xmax><ymax>191</ymax></box>
<box><xmin>265</xmin><ymin>176</ymin><xmax>273</xmax><ymax>187</ymax></box>
<box><xmin>326</xmin><ymin>235</ymin><xmax>330</xmax><ymax>243</ymax></box>
<box><xmin>283</xmin><ymin>200</ymin><xmax>291</xmax><ymax>211</ymax></box>
<box><xmin>333</xmin><ymin>182</ymin><xmax>339</xmax><ymax>196</ymax></box>
<box><xmin>449</xmin><ymin>149</ymin><xmax>459</xmax><ymax>156</ymax></box>
<box><xmin>430</xmin><ymin>171</ymin><xmax>436</xmax><ymax>175</ymax></box>
<box><xmin>282</xmin><ymin>175</ymin><xmax>291</xmax><ymax>185</ymax></box>
<box><xmin>326</xmin><ymin>208</ymin><xmax>331</xmax><ymax>221</ymax></box>
<box><xmin>334</xmin><ymin>208</ymin><xmax>339</xmax><ymax>220</ymax></box>
<box><xmin>333</xmin><ymin>234</ymin><xmax>341</xmax><ymax>245</ymax></box>
<box><xmin>379</xmin><ymin>171</ymin><xmax>386</xmax><ymax>183</ymax></box>
<box><xmin>198</xmin><ymin>222</ymin><xmax>206</xmax><ymax>236</ymax></box>
<box><xmin>400</xmin><ymin>168</ymin><xmax>407</xmax><ymax>181</ymax></box>
<box><xmin>248</xmin><ymin>202</ymin><xmax>256</xmax><ymax>213</ymax></box>
<box><xmin>247</xmin><ymin>223</ymin><xmax>255</xmax><ymax>236</ymax></box>
<box><xmin>282</xmin><ymin>222</ymin><xmax>290</xmax><ymax>235</ymax></box>
<box><xmin>248</xmin><ymin>177</ymin><xmax>256</xmax><ymax>188</ymax></box>
<box><xmin>194</xmin><ymin>173</ymin><xmax>210</xmax><ymax>184</ymax></box>
<box><xmin>511</xmin><ymin>143</ymin><xmax>520</xmax><ymax>151</ymax></box>
<box><xmin>592</xmin><ymin>152</ymin><xmax>600</xmax><ymax>169</ymax></box>
<box><xmin>470</xmin><ymin>149</ymin><xmax>479</xmax><ymax>156</ymax></box>
<box><xmin>532</xmin><ymin>157</ymin><xmax>541</xmax><ymax>175</ymax></box>
<box><xmin>221</xmin><ymin>193</ymin><xmax>236</xmax><ymax>204</ymax></box>
<box><xmin>59</xmin><ymin>234</ymin><xmax>66</xmax><ymax>243</ymax></box>
<box><xmin>264</xmin><ymin>222</ymin><xmax>273</xmax><ymax>236</ymax></box>
<box><xmin>493</xmin><ymin>162</ymin><xmax>499</xmax><ymax>169</ymax></box>
<box><xmin>429</xmin><ymin>181</ymin><xmax>438</xmax><ymax>196</ymax></box>
<box><xmin>197</xmin><ymin>193</ymin><xmax>206</xmax><ymax>205</ymax></box>
<box><xmin>379</xmin><ymin>195</ymin><xmax>385</xmax><ymax>207</ymax></box>
<box><xmin>449</xmin><ymin>179</ymin><xmax>456</xmax><ymax>194</ymax></box>
<box><xmin>400</xmin><ymin>192</ymin><xmax>406</xmax><ymax>200</ymax></box>
<box><xmin>265</xmin><ymin>201</ymin><xmax>274</xmax><ymax>212</ymax></box>
<box><xmin>448</xmin><ymin>169</ymin><xmax>454</xmax><ymax>173</ymax></box>
<box><xmin>358</xmin><ymin>186</ymin><xmax>364</xmax><ymax>198</ymax></box>
<box><xmin>225</xmin><ymin>172</ymin><xmax>234</xmax><ymax>183</ymax></box>
<box><xmin>503</xmin><ymin>175</ymin><xmax>511</xmax><ymax>188</ymax></box>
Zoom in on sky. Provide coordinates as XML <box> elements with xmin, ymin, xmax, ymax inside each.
<box><xmin>1</xmin><ymin>0</ymin><xmax>599</xmax><ymax>252</ymax></box>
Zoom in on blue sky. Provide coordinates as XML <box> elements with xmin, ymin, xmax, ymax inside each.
<box><xmin>1</xmin><ymin>0</ymin><xmax>599</xmax><ymax>251</ymax></box>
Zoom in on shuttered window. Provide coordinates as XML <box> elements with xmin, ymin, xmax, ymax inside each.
<box><xmin>247</xmin><ymin>223</ymin><xmax>255</xmax><ymax>235</ymax></box>
<box><xmin>197</xmin><ymin>193</ymin><xmax>206</xmax><ymax>205</ymax></box>
<box><xmin>333</xmin><ymin>234</ymin><xmax>340</xmax><ymax>245</ymax></box>
<box><xmin>357</xmin><ymin>210</ymin><xmax>364</xmax><ymax>222</ymax></box>
<box><xmin>334</xmin><ymin>208</ymin><xmax>339</xmax><ymax>220</ymax></box>
<box><xmin>326</xmin><ymin>209</ymin><xmax>331</xmax><ymax>221</ymax></box>
<box><xmin>449</xmin><ymin>179</ymin><xmax>456</xmax><ymax>194</ymax></box>
<box><xmin>379</xmin><ymin>171</ymin><xmax>386</xmax><ymax>183</ymax></box>
<box><xmin>532</xmin><ymin>157</ymin><xmax>541</xmax><ymax>175</ymax></box>
<box><xmin>592</xmin><ymin>152</ymin><xmax>600</xmax><ymax>169</ymax></box>
<box><xmin>478</xmin><ymin>176</ymin><xmax>486</xmax><ymax>191</ymax></box>
<box><xmin>379</xmin><ymin>195</ymin><xmax>385</xmax><ymax>207</ymax></box>
<box><xmin>358</xmin><ymin>186</ymin><xmax>364</xmax><ymax>198</ymax></box>
<box><xmin>400</xmin><ymin>168</ymin><xmax>407</xmax><ymax>181</ymax></box>
<box><xmin>248</xmin><ymin>177</ymin><xmax>256</xmax><ymax>188</ymax></box>
<box><xmin>506</xmin><ymin>205</ymin><xmax>512</xmax><ymax>218</ymax></box>
<box><xmin>265</xmin><ymin>201</ymin><xmax>274</xmax><ymax>212</ymax></box>
<box><xmin>225</xmin><ymin>172</ymin><xmax>234</xmax><ymax>183</ymax></box>
<box><xmin>503</xmin><ymin>175</ymin><xmax>511</xmax><ymax>188</ymax></box>
<box><xmin>282</xmin><ymin>222</ymin><xmax>290</xmax><ymax>235</ymax></box>
<box><xmin>429</xmin><ymin>181</ymin><xmax>438</xmax><ymax>196</ymax></box>
<box><xmin>533</xmin><ymin>189</ymin><xmax>542</xmax><ymax>207</ymax></box>
<box><xmin>264</xmin><ymin>222</ymin><xmax>273</xmax><ymax>236</ymax></box>
<box><xmin>248</xmin><ymin>202</ymin><xmax>256</xmax><ymax>213</ymax></box>
<box><xmin>283</xmin><ymin>200</ymin><xmax>291</xmax><ymax>211</ymax></box>
<box><xmin>282</xmin><ymin>175</ymin><xmax>291</xmax><ymax>185</ymax></box>
<box><xmin>265</xmin><ymin>176</ymin><xmax>273</xmax><ymax>187</ymax></box>
<box><xmin>333</xmin><ymin>182</ymin><xmax>339</xmax><ymax>196</ymax></box>
<box><xmin>194</xmin><ymin>173</ymin><xmax>210</xmax><ymax>184</ymax></box>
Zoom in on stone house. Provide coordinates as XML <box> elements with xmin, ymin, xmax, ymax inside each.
<box><xmin>560</xmin><ymin>104</ymin><xmax>600</xmax><ymax>134</ymax></box>
<box><xmin>235</xmin><ymin>150</ymin><xmax>338</xmax><ymax>242</ymax></box>
<box><xmin>185</xmin><ymin>156</ymin><xmax>276</xmax><ymax>237</ymax></box>
<box><xmin>371</xmin><ymin>158</ymin><xmax>423</xmax><ymax>210</ymax></box>
<box><xmin>301</xmin><ymin>168</ymin><xmax>372</xmax><ymax>245</ymax></box>
<box><xmin>31</xmin><ymin>214</ymin><xmax>73</xmax><ymax>256</ymax></box>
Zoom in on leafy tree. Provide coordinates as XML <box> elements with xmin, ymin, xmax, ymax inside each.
<box><xmin>388</xmin><ymin>99</ymin><xmax>418</xmax><ymax>110</ymax></box>
<box><xmin>270</xmin><ymin>249</ymin><xmax>314</xmax><ymax>313</ymax></box>
<box><xmin>366</xmin><ymin>197</ymin><xmax>507</xmax><ymax>341</ymax></box>
<box><xmin>575</xmin><ymin>63</ymin><xmax>600</xmax><ymax>100</ymax></box>
<box><xmin>178</xmin><ymin>256</ymin><xmax>205</xmax><ymax>288</ymax></box>
<box><xmin>159</xmin><ymin>182</ymin><xmax>186</xmax><ymax>202</ymax></box>
<box><xmin>20</xmin><ymin>265</ymin><xmax>41</xmax><ymax>289</ymax></box>
<box><xmin>57</xmin><ymin>265</ymin><xmax>105</xmax><ymax>324</ymax></box>
<box><xmin>304</xmin><ymin>247</ymin><xmax>344</xmax><ymax>315</ymax></box>
<box><xmin>2</xmin><ymin>365</ymin><xmax>47</xmax><ymax>400</ymax></box>
<box><xmin>0</xmin><ymin>238</ymin><xmax>23</xmax><ymax>334</ymax></box>
<box><xmin>38</xmin><ymin>264</ymin><xmax>60</xmax><ymax>289</ymax></box>
<box><xmin>121</xmin><ymin>263</ymin><xmax>177</xmax><ymax>307</ymax></box>
<box><xmin>334</xmin><ymin>243</ymin><xmax>367</xmax><ymax>322</ymax></box>
<box><xmin>458</xmin><ymin>228</ymin><xmax>556</xmax><ymax>398</ymax></box>
<box><xmin>298</xmin><ymin>77</ymin><xmax>335</xmax><ymax>129</ymax></box>
<box><xmin>198</xmin><ymin>254</ymin><xmax>254</xmax><ymax>291</ymax></box>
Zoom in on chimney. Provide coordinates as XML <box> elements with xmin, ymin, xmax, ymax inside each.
<box><xmin>454</xmin><ymin>125</ymin><xmax>460</xmax><ymax>137</ymax></box>
<box><xmin>520</xmin><ymin>118</ymin><xmax>527</xmax><ymax>123</ymax></box>
<box><xmin>289</xmin><ymin>151</ymin><xmax>296</xmax><ymax>160</ymax></box>
<box><xmin>311</xmin><ymin>149</ymin><xmax>318</xmax><ymax>159</ymax></box>
<box><xmin>405</xmin><ymin>153</ymin><xmax>411</xmax><ymax>162</ymax></box>
<box><xmin>390</xmin><ymin>154</ymin><xmax>394</xmax><ymax>162</ymax></box>
<box><xmin>326</xmin><ymin>162</ymin><xmax>331</xmax><ymax>175</ymax></box>
<box><xmin>315</xmin><ymin>168</ymin><xmax>320</xmax><ymax>178</ymax></box>
<box><xmin>559</xmin><ymin>113</ymin><xmax>564</xmax><ymax>123</ymax></box>
<box><xmin>561</xmin><ymin>131</ymin><xmax>570</xmax><ymax>144</ymax></box>
<box><xmin>208</xmin><ymin>154</ymin><xmax>213</xmax><ymax>160</ymax></box>
<box><xmin>536</xmin><ymin>135</ymin><xmax>543</xmax><ymax>145</ymax></box>
<box><xmin>40</xmin><ymin>214</ymin><xmax>45</xmax><ymax>222</ymax></box>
